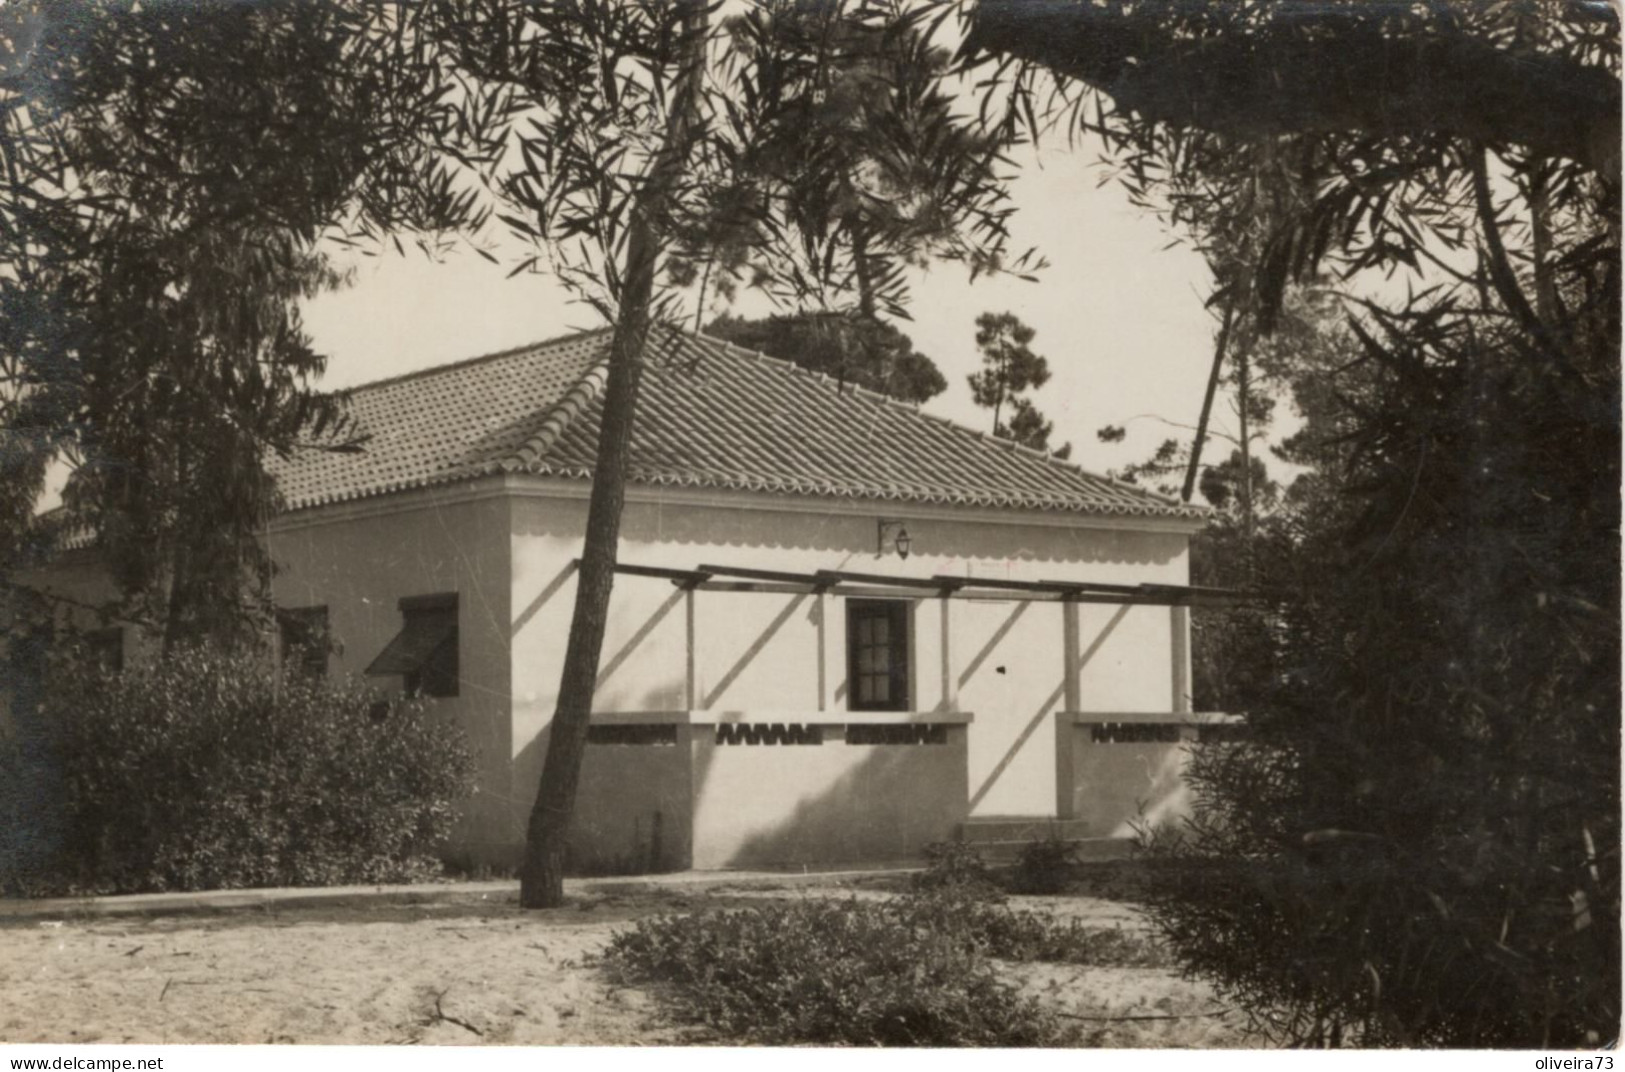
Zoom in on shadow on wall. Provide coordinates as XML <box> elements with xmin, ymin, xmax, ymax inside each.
<box><xmin>511</xmin><ymin>558</ymin><xmax>579</xmax><ymax>640</ymax></box>
<box><xmin>509</xmin><ymin>483</ymin><xmax>1185</xmax><ymax>569</ymax></box>
<box><xmin>516</xmin><ymin>711</ymin><xmax>970</xmax><ymax>874</ymax></box>
<box><xmin>956</xmin><ymin>602</ymin><xmax>1133</xmax><ymax>817</ymax></box>
<box><xmin>706</xmin><ymin>733</ymin><xmax>969</xmax><ymax>869</ymax></box>
<box><xmin>597</xmin><ymin>588</ymin><xmax>684</xmax><ymax>695</ymax></box>
<box><xmin>510</xmin><ymin>667</ymin><xmax>697</xmax><ymax>876</ymax></box>
<box><xmin>1073</xmin><ymin>735</ymin><xmax>1192</xmax><ymax>839</ymax></box>
<box><xmin>510</xmin><ymin>493</ymin><xmax>866</xmax><ymax>556</ymax></box>
<box><xmin>703</xmin><ymin>592</ymin><xmax>809</xmax><ymax>709</ymax></box>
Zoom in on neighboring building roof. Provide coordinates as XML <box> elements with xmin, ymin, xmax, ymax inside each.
<box><xmin>269</xmin><ymin>327</ymin><xmax>1206</xmax><ymax>521</ymax></box>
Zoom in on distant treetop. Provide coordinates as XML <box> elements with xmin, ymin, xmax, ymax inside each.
<box><xmin>705</xmin><ymin>313</ymin><xmax>946</xmax><ymax>404</ymax></box>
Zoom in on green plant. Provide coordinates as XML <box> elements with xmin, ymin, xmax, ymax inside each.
<box><xmin>898</xmin><ymin>884</ymin><xmax>1171</xmax><ymax>968</ymax></box>
<box><xmin>602</xmin><ymin>886</ymin><xmax>1176</xmax><ymax>1045</ymax></box>
<box><xmin>1</xmin><ymin>644</ymin><xmax>475</xmax><ymax>895</ymax></box>
<box><xmin>912</xmin><ymin>838</ymin><xmax>1001</xmax><ymax>898</ymax></box>
<box><xmin>604</xmin><ymin>896</ymin><xmax>1067</xmax><ymax>1046</ymax></box>
<box><xmin>1009</xmin><ymin>834</ymin><xmax>1081</xmax><ymax>895</ymax></box>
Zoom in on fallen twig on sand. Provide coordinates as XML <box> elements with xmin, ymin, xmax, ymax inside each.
<box><xmin>159</xmin><ymin>979</ymin><xmax>211</xmax><ymax>1002</ymax></box>
<box><xmin>423</xmin><ymin>988</ymin><xmax>483</xmax><ymax>1036</ymax></box>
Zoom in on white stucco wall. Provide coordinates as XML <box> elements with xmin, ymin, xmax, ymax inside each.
<box><xmin>510</xmin><ymin>479</ymin><xmax>1196</xmax><ymax>860</ymax></box>
<box><xmin>569</xmin><ymin>714</ymin><xmax>971</xmax><ymax>872</ymax></box>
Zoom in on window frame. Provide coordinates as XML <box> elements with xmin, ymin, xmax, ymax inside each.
<box><xmin>399</xmin><ymin>593</ymin><xmax>459</xmax><ymax>699</ymax></box>
<box><xmin>845</xmin><ymin>599</ymin><xmax>912</xmax><ymax>712</ymax></box>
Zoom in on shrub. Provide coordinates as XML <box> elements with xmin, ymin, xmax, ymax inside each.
<box><xmin>603</xmin><ymin>886</ymin><xmax>1173</xmax><ymax>1045</ymax></box>
<box><xmin>1009</xmin><ymin>834</ymin><xmax>1080</xmax><ymax>895</ymax></box>
<box><xmin>898</xmin><ymin>884</ymin><xmax>1171</xmax><ymax>968</ymax></box>
<box><xmin>604</xmin><ymin>896</ymin><xmax>1067</xmax><ymax>1046</ymax></box>
<box><xmin>911</xmin><ymin>837</ymin><xmax>1001</xmax><ymax>899</ymax></box>
<box><xmin>1</xmin><ymin>645</ymin><xmax>475</xmax><ymax>895</ymax></box>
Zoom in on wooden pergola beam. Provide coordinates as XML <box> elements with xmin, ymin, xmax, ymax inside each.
<box><xmin>697</xmin><ymin>563</ymin><xmax>835</xmax><ymax>589</ymax></box>
<box><xmin>610</xmin><ymin>561</ymin><xmax>1263</xmax><ymax>606</ymax></box>
<box><xmin>816</xmin><ymin>568</ymin><xmax>952</xmax><ymax>590</ymax></box>
<box><xmin>944</xmin><ymin>574</ymin><xmax>1085</xmax><ymax>596</ymax></box>
<box><xmin>612</xmin><ymin>562</ymin><xmax>712</xmax><ymax>589</ymax></box>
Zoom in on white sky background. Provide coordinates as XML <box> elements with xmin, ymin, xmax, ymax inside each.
<box><xmin>300</xmin><ymin>136</ymin><xmax>1250</xmax><ymax>483</ymax></box>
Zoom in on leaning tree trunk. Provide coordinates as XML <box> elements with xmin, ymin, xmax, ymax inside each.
<box><xmin>1181</xmin><ymin>299</ymin><xmax>1234</xmax><ymax>503</ymax></box>
<box><xmin>519</xmin><ymin>1</ymin><xmax>708</xmax><ymax>909</ymax></box>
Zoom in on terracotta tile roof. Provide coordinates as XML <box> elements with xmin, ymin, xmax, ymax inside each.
<box><xmin>269</xmin><ymin>327</ymin><xmax>1206</xmax><ymax>521</ymax></box>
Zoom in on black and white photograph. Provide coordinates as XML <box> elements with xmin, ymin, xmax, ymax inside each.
<box><xmin>0</xmin><ymin>0</ymin><xmax>1617</xmax><ymax>1058</ymax></box>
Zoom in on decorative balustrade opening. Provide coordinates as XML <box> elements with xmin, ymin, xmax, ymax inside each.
<box><xmin>714</xmin><ymin>722</ymin><xmax>825</xmax><ymax>746</ymax></box>
<box><xmin>587</xmin><ymin>724</ymin><xmax>679</xmax><ymax>746</ymax></box>
<box><xmin>1090</xmin><ymin>722</ymin><xmax>1183</xmax><ymax>744</ymax></box>
<box><xmin>845</xmin><ymin>723</ymin><xmax>950</xmax><ymax>746</ymax></box>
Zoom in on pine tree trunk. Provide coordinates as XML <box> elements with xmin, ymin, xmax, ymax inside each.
<box><xmin>518</xmin><ymin>0</ymin><xmax>707</xmax><ymax>909</ymax></box>
<box><xmin>518</xmin><ymin>274</ymin><xmax>654</xmax><ymax>908</ymax></box>
<box><xmin>1182</xmin><ymin>300</ymin><xmax>1234</xmax><ymax>503</ymax></box>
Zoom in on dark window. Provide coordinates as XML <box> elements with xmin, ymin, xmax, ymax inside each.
<box><xmin>846</xmin><ymin>600</ymin><xmax>911</xmax><ymax>712</ymax></box>
<box><xmin>365</xmin><ymin>593</ymin><xmax>458</xmax><ymax>698</ymax></box>
<box><xmin>82</xmin><ymin>627</ymin><xmax>123</xmax><ymax>674</ymax></box>
<box><xmin>277</xmin><ymin>606</ymin><xmax>330</xmax><ymax>679</ymax></box>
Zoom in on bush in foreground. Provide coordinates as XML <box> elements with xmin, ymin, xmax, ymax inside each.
<box><xmin>1</xmin><ymin>645</ymin><xmax>475</xmax><ymax>895</ymax></box>
<box><xmin>910</xmin><ymin>837</ymin><xmax>1006</xmax><ymax>900</ymax></box>
<box><xmin>900</xmin><ymin>884</ymin><xmax>1171</xmax><ymax>968</ymax></box>
<box><xmin>603</xmin><ymin>884</ymin><xmax>1170</xmax><ymax>1045</ymax></box>
<box><xmin>604</xmin><ymin>894</ymin><xmax>1065</xmax><ymax>1046</ymax></box>
<box><xmin>1009</xmin><ymin>835</ymin><xmax>1081</xmax><ymax>895</ymax></box>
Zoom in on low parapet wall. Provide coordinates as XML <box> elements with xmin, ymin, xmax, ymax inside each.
<box><xmin>1054</xmin><ymin>711</ymin><xmax>1244</xmax><ymax>839</ymax></box>
<box><xmin>571</xmin><ymin>710</ymin><xmax>972</xmax><ymax>873</ymax></box>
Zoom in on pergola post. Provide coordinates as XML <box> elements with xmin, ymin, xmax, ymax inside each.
<box><xmin>1062</xmin><ymin>599</ymin><xmax>1081</xmax><ymax>712</ymax></box>
<box><xmin>816</xmin><ymin>589</ymin><xmax>831</xmax><ymax>712</ymax></box>
<box><xmin>1170</xmin><ymin>605</ymin><xmax>1192</xmax><ymax>714</ymax></box>
<box><xmin>684</xmin><ymin>586</ymin><xmax>698</xmax><ymax>710</ymax></box>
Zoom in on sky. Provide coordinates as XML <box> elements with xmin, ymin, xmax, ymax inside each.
<box><xmin>300</xmin><ymin>137</ymin><xmax>1245</xmax><ymax>485</ymax></box>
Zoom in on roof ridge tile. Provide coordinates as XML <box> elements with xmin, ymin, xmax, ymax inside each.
<box><xmin>338</xmin><ymin>326</ymin><xmax>613</xmax><ymax>394</ymax></box>
<box><xmin>505</xmin><ymin>359</ymin><xmax>611</xmax><ymax>471</ymax></box>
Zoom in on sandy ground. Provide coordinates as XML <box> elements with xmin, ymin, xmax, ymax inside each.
<box><xmin>0</xmin><ymin>881</ymin><xmax>1258</xmax><ymax>1047</ymax></box>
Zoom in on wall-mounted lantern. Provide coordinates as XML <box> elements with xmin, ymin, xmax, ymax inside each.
<box><xmin>878</xmin><ymin>519</ymin><xmax>912</xmax><ymax>560</ymax></box>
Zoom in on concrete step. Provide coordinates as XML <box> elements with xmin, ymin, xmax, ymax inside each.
<box><xmin>958</xmin><ymin>818</ymin><xmax>1095</xmax><ymax>843</ymax></box>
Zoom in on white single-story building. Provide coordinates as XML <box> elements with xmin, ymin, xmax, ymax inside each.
<box><xmin>11</xmin><ymin>326</ymin><xmax>1234</xmax><ymax>872</ymax></box>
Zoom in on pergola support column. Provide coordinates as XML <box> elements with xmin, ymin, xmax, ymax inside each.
<box><xmin>1062</xmin><ymin>599</ymin><xmax>1081</xmax><ymax>712</ymax></box>
<box><xmin>684</xmin><ymin>587</ymin><xmax>698</xmax><ymax>710</ymax></box>
<box><xmin>1170</xmin><ymin>605</ymin><xmax>1191</xmax><ymax>714</ymax></box>
<box><xmin>816</xmin><ymin>590</ymin><xmax>831</xmax><ymax>712</ymax></box>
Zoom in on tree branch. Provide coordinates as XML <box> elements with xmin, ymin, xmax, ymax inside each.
<box><xmin>1466</xmin><ymin>143</ymin><xmax>1577</xmax><ymax>375</ymax></box>
<box><xmin>1183</xmin><ymin>299</ymin><xmax>1234</xmax><ymax>503</ymax></box>
<box><xmin>963</xmin><ymin>0</ymin><xmax>1621</xmax><ymax>177</ymax></box>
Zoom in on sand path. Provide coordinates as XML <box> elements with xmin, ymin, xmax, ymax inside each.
<box><xmin>0</xmin><ymin>884</ymin><xmax>1256</xmax><ymax>1047</ymax></box>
